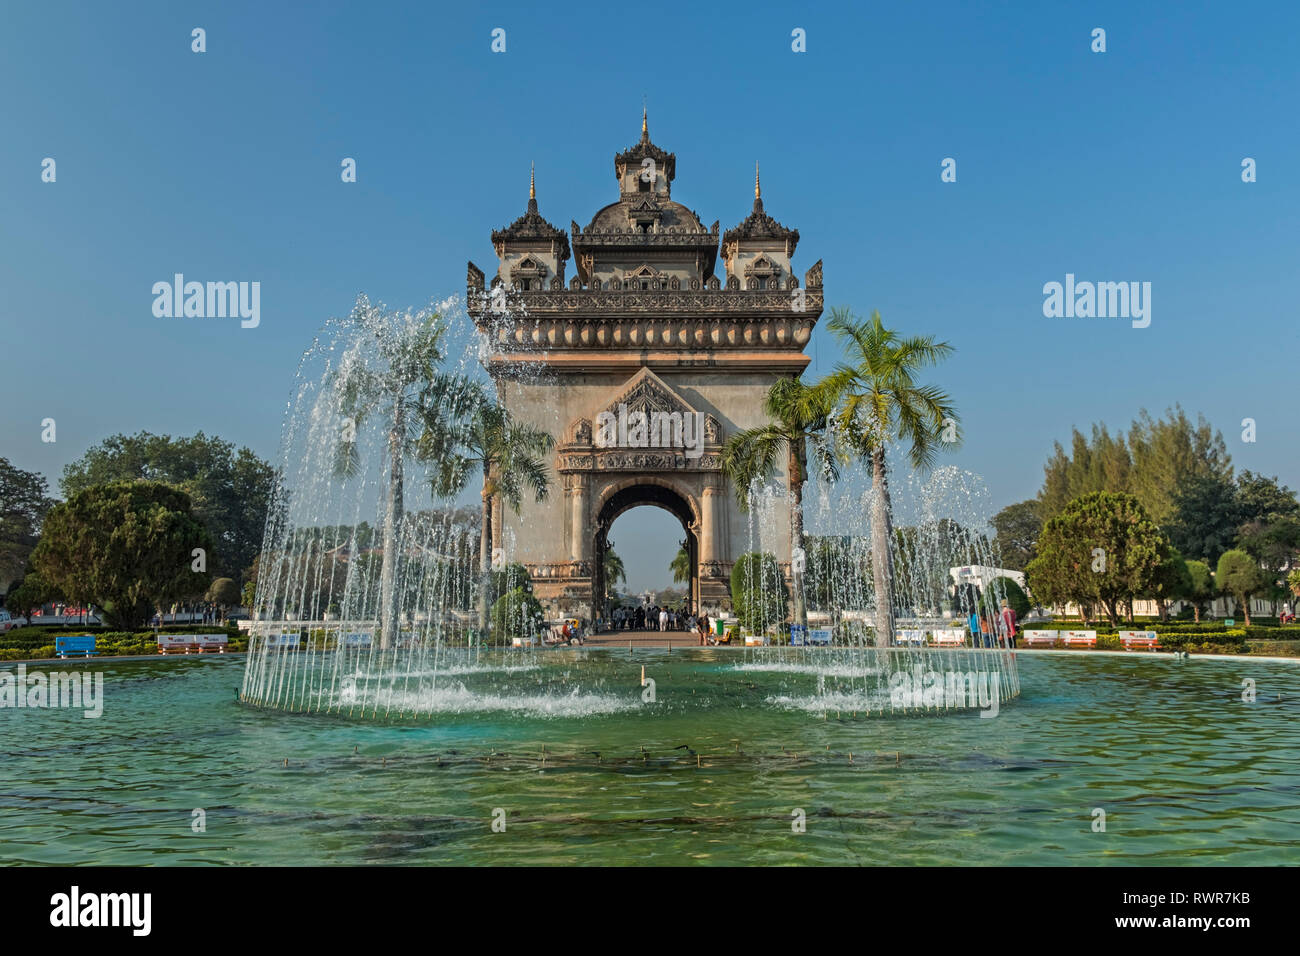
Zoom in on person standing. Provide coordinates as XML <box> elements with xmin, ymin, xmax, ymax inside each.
<box><xmin>659</xmin><ymin>608</ymin><xmax>668</xmax><ymax>632</ymax></box>
<box><xmin>1000</xmin><ymin>600</ymin><xmax>1018</xmax><ymax>648</ymax></box>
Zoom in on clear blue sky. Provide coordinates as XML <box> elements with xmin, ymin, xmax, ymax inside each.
<box><xmin>2</xmin><ymin>1</ymin><xmax>1297</xmax><ymax>591</ymax></box>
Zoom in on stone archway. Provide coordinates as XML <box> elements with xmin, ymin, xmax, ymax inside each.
<box><xmin>593</xmin><ymin>480</ymin><xmax>700</xmax><ymax>618</ymax></box>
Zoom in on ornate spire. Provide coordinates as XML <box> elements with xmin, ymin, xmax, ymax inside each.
<box><xmin>642</xmin><ymin>105</ymin><xmax>648</xmax><ymax>140</ymax></box>
<box><xmin>492</xmin><ymin>164</ymin><xmax>569</xmax><ymax>259</ymax></box>
<box><xmin>723</xmin><ymin>165</ymin><xmax>798</xmax><ymax>253</ymax></box>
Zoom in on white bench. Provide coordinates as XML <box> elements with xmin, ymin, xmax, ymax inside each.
<box><xmin>896</xmin><ymin>629</ymin><xmax>926</xmax><ymax>646</ymax></box>
<box><xmin>1023</xmin><ymin>630</ymin><xmax>1059</xmax><ymax>647</ymax></box>
<box><xmin>1118</xmin><ymin>630</ymin><xmax>1159</xmax><ymax>650</ymax></box>
<box><xmin>157</xmin><ymin>633</ymin><xmax>228</xmax><ymax>654</ymax></box>
<box><xmin>1062</xmin><ymin>630</ymin><xmax>1097</xmax><ymax>648</ymax></box>
<box><xmin>929</xmin><ymin>628</ymin><xmax>967</xmax><ymax>647</ymax></box>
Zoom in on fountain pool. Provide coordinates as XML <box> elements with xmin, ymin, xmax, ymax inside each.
<box><xmin>3</xmin><ymin>650</ymin><xmax>1296</xmax><ymax>865</ymax></box>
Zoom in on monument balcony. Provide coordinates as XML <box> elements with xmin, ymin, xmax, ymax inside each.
<box><xmin>467</xmin><ymin>286</ymin><xmax>822</xmax><ymax>348</ymax></box>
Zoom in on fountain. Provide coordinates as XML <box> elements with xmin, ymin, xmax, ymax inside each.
<box><xmin>240</xmin><ymin>295</ymin><xmax>1018</xmax><ymax>719</ymax></box>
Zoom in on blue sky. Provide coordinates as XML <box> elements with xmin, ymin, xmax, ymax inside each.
<box><xmin>2</xmin><ymin>1</ymin><xmax>1297</xmax><ymax>590</ymax></box>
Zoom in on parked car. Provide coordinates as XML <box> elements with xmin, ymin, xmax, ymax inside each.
<box><xmin>0</xmin><ymin>610</ymin><xmax>28</xmax><ymax>632</ymax></box>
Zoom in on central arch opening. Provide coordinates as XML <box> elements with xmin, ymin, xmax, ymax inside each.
<box><xmin>594</xmin><ymin>483</ymin><xmax>698</xmax><ymax>628</ymax></box>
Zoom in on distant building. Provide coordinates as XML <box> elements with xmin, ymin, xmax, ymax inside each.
<box><xmin>950</xmin><ymin>566</ymin><xmax>1027</xmax><ymax>593</ymax></box>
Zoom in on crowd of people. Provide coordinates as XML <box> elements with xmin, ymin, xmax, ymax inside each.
<box><xmin>611</xmin><ymin>604</ymin><xmax>698</xmax><ymax>632</ymax></box>
<box><xmin>967</xmin><ymin>599</ymin><xmax>1019</xmax><ymax>648</ymax></box>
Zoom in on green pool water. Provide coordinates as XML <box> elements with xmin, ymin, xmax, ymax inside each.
<box><xmin>1</xmin><ymin>650</ymin><xmax>1296</xmax><ymax>865</ymax></box>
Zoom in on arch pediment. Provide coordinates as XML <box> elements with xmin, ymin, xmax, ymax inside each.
<box><xmin>559</xmin><ymin>367</ymin><xmax>722</xmax><ymax>472</ymax></box>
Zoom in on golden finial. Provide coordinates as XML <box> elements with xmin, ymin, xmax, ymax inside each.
<box><xmin>529</xmin><ymin>162</ymin><xmax>535</xmax><ymax>200</ymax></box>
<box><xmin>642</xmin><ymin>105</ymin><xmax>648</xmax><ymax>137</ymax></box>
<box><xmin>755</xmin><ymin>162</ymin><xmax>761</xmax><ymax>200</ymax></box>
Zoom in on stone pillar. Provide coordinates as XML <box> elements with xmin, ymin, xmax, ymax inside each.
<box><xmin>700</xmin><ymin>484</ymin><xmax>718</xmax><ymax>564</ymax></box>
<box><xmin>570</xmin><ymin>475</ymin><xmax>588</xmax><ymax>562</ymax></box>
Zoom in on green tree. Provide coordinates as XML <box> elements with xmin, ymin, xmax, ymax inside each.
<box><xmin>425</xmin><ymin>383</ymin><xmax>553</xmax><ymax>635</ymax></box>
<box><xmin>669</xmin><ymin>547</ymin><xmax>691</xmax><ymax>584</ymax></box>
<box><xmin>0</xmin><ymin>458</ymin><xmax>57</xmax><ymax>595</ymax></box>
<box><xmin>1126</xmin><ymin>407</ymin><xmax>1232</xmax><ymax>527</ymax></box>
<box><xmin>1216</xmin><ymin>549</ymin><xmax>1265</xmax><ymax>625</ymax></box>
<box><xmin>490</xmin><ymin>586</ymin><xmax>544</xmax><ymax>642</ymax></box>
<box><xmin>602</xmin><ymin>549</ymin><xmax>627</xmax><ymax>615</ymax></box>
<box><xmin>331</xmin><ymin>295</ymin><xmax>475</xmax><ymax>647</ymax></box>
<box><xmin>990</xmin><ymin>500</ymin><xmax>1042</xmax><ymax>571</ymax></box>
<box><xmin>1236</xmin><ymin>516</ymin><xmax>1300</xmax><ymax>613</ymax></box>
<box><xmin>1025</xmin><ymin>492</ymin><xmax>1169</xmax><ymax>627</ymax></box>
<box><xmin>816</xmin><ymin>308</ymin><xmax>958</xmax><ymax>646</ymax></box>
<box><xmin>1143</xmin><ymin>547</ymin><xmax>1192</xmax><ymax>623</ymax></box>
<box><xmin>1039</xmin><ymin>424</ymin><xmax>1132</xmax><ymax>520</ymax></box>
<box><xmin>802</xmin><ymin>535</ymin><xmax>872</xmax><ymax>616</ymax></box>
<box><xmin>1165</xmin><ymin>473</ymin><xmax>1242</xmax><ymax>566</ymax></box>
<box><xmin>61</xmin><ymin>432</ymin><xmax>275</xmax><ymax>582</ymax></box>
<box><xmin>205</xmin><ymin>577</ymin><xmax>241</xmax><ymax>619</ymax></box>
<box><xmin>1184</xmin><ymin>559</ymin><xmax>1214</xmax><ymax>622</ymax></box>
<box><xmin>723</xmin><ymin>376</ymin><xmax>837</xmax><ymax>629</ymax></box>
<box><xmin>1235</xmin><ymin>471</ymin><xmax>1300</xmax><ymax>524</ymax></box>
<box><xmin>31</xmin><ymin>482</ymin><xmax>213</xmax><ymax>629</ymax></box>
<box><xmin>982</xmin><ymin>576</ymin><xmax>1031</xmax><ymax>620</ymax></box>
<box><xmin>1037</xmin><ymin>408</ymin><xmax>1231</xmax><ymax>527</ymax></box>
<box><xmin>730</xmin><ymin>552</ymin><xmax>787</xmax><ymax>632</ymax></box>
<box><xmin>4</xmin><ymin>569</ymin><xmax>59</xmax><ymax>619</ymax></box>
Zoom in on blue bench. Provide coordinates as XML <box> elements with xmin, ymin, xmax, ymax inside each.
<box><xmin>56</xmin><ymin>635</ymin><xmax>97</xmax><ymax>658</ymax></box>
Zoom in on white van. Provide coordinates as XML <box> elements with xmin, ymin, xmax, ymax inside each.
<box><xmin>0</xmin><ymin>610</ymin><xmax>28</xmax><ymax>632</ymax></box>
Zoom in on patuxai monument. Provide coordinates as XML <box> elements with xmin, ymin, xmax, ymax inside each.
<box><xmin>468</xmin><ymin>114</ymin><xmax>824</xmax><ymax>622</ymax></box>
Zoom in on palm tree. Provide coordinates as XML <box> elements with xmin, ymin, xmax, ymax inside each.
<box><xmin>602</xmin><ymin>549</ymin><xmax>627</xmax><ymax>613</ymax></box>
<box><xmin>669</xmin><ymin>546</ymin><xmax>691</xmax><ymax>584</ymax></box>
<box><xmin>816</xmin><ymin>308</ymin><xmax>958</xmax><ymax>647</ymax></box>
<box><xmin>722</xmin><ymin>377</ymin><xmax>838</xmax><ymax>628</ymax></box>
<box><xmin>424</xmin><ymin>384</ymin><xmax>554</xmax><ymax>634</ymax></box>
<box><xmin>332</xmin><ymin>295</ymin><xmax>473</xmax><ymax>648</ymax></box>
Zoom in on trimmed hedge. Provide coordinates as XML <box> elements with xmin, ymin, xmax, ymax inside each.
<box><xmin>1022</xmin><ymin>622</ymin><xmax>1300</xmax><ymax>641</ymax></box>
<box><xmin>0</xmin><ymin>626</ymin><xmax>245</xmax><ymax>659</ymax></box>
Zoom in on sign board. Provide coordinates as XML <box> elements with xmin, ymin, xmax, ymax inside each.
<box><xmin>157</xmin><ymin>633</ymin><xmax>195</xmax><ymax>649</ymax></box>
<box><xmin>930</xmin><ymin>628</ymin><xmax>966</xmax><ymax>646</ymax></box>
<box><xmin>808</xmin><ymin>628</ymin><xmax>833</xmax><ymax>646</ymax></box>
<box><xmin>55</xmin><ymin>635</ymin><xmax>96</xmax><ymax>657</ymax></box>
<box><xmin>341</xmin><ymin>631</ymin><xmax>373</xmax><ymax>647</ymax></box>
<box><xmin>1224</xmin><ymin>619</ymin><xmax>1235</xmax><ymax>626</ymax></box>
<box><xmin>264</xmin><ymin>632</ymin><xmax>301</xmax><ymax>648</ymax></box>
<box><xmin>194</xmin><ymin>633</ymin><xmax>228</xmax><ymax>647</ymax></box>
<box><xmin>1117</xmin><ymin>630</ymin><xmax>1158</xmax><ymax>641</ymax></box>
<box><xmin>897</xmin><ymin>629</ymin><xmax>926</xmax><ymax>645</ymax></box>
<box><xmin>789</xmin><ymin>625</ymin><xmax>809</xmax><ymax>646</ymax></box>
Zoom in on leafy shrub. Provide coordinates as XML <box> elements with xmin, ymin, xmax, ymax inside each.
<box><xmin>983</xmin><ymin>577</ymin><xmax>1031</xmax><ymax>619</ymax></box>
<box><xmin>490</xmin><ymin>587</ymin><xmax>544</xmax><ymax>642</ymax></box>
<box><xmin>730</xmin><ymin>552</ymin><xmax>787</xmax><ymax>632</ymax></box>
